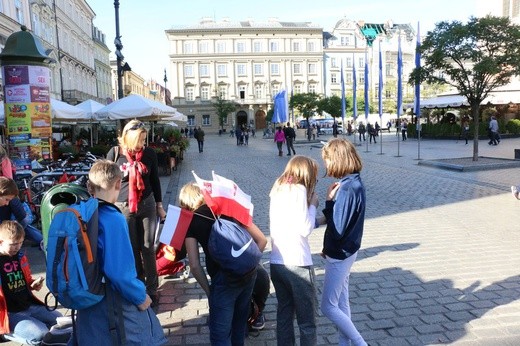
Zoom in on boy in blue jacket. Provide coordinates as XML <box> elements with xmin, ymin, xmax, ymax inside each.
<box><xmin>70</xmin><ymin>160</ymin><xmax>165</xmax><ymax>345</ymax></box>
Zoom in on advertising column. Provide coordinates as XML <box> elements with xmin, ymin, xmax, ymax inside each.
<box><xmin>2</xmin><ymin>65</ymin><xmax>52</xmax><ymax>173</ymax></box>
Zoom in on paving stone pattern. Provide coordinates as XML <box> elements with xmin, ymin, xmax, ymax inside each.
<box><xmin>12</xmin><ymin>133</ymin><xmax>520</xmax><ymax>345</ymax></box>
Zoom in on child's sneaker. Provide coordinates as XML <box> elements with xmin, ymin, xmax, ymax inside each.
<box><xmin>512</xmin><ymin>186</ymin><xmax>519</xmax><ymax>200</ymax></box>
<box><xmin>250</xmin><ymin>312</ymin><xmax>265</xmax><ymax>330</ymax></box>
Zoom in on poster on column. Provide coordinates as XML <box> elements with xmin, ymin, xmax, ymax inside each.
<box><xmin>2</xmin><ymin>64</ymin><xmax>52</xmax><ymax>170</ymax></box>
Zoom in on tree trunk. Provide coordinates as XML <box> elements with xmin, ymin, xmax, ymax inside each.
<box><xmin>471</xmin><ymin>101</ymin><xmax>480</xmax><ymax>161</ymax></box>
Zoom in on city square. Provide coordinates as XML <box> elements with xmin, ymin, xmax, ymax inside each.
<box><xmin>15</xmin><ymin>132</ymin><xmax>520</xmax><ymax>345</ymax></box>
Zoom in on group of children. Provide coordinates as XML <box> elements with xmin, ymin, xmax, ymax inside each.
<box><xmin>1</xmin><ymin>136</ymin><xmax>368</xmax><ymax>346</ymax></box>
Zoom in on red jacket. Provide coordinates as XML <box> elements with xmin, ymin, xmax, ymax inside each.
<box><xmin>0</xmin><ymin>252</ymin><xmax>43</xmax><ymax>334</ymax></box>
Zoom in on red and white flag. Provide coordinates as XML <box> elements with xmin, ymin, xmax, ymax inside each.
<box><xmin>159</xmin><ymin>204</ymin><xmax>194</xmax><ymax>250</ymax></box>
<box><xmin>192</xmin><ymin>171</ymin><xmax>254</xmax><ymax>227</ymax></box>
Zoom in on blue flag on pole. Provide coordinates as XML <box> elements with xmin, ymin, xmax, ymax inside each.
<box><xmin>272</xmin><ymin>90</ymin><xmax>288</xmax><ymax>124</ymax></box>
<box><xmin>364</xmin><ymin>51</ymin><xmax>369</xmax><ymax>121</ymax></box>
<box><xmin>378</xmin><ymin>41</ymin><xmax>383</xmax><ymax>121</ymax></box>
<box><xmin>414</xmin><ymin>22</ymin><xmax>421</xmax><ymax>118</ymax></box>
<box><xmin>397</xmin><ymin>35</ymin><xmax>403</xmax><ymax>118</ymax></box>
<box><xmin>353</xmin><ymin>54</ymin><xmax>357</xmax><ymax>121</ymax></box>
<box><xmin>341</xmin><ymin>59</ymin><xmax>346</xmax><ymax>124</ymax></box>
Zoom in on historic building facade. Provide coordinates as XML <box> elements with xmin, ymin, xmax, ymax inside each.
<box><xmin>165</xmin><ymin>18</ymin><xmax>324</xmax><ymax>131</ymax></box>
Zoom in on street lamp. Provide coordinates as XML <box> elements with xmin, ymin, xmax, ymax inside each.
<box><xmin>163</xmin><ymin>68</ymin><xmax>168</xmax><ymax>105</ymax></box>
<box><xmin>114</xmin><ymin>0</ymin><xmax>123</xmax><ymax>99</ymax></box>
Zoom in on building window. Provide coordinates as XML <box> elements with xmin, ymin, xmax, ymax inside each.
<box><xmin>307</xmin><ymin>41</ymin><xmax>315</xmax><ymax>52</ymax></box>
<box><xmin>15</xmin><ymin>0</ymin><xmax>24</xmax><ymax>24</ymax></box>
<box><xmin>340</xmin><ymin>36</ymin><xmax>350</xmax><ymax>46</ymax></box>
<box><xmin>386</xmin><ymin>90</ymin><xmax>392</xmax><ymax>98</ymax></box>
<box><xmin>254</xmin><ymin>63</ymin><xmax>263</xmax><ymax>76</ymax></box>
<box><xmin>199</xmin><ymin>41</ymin><xmax>209</xmax><ymax>53</ymax></box>
<box><xmin>201</xmin><ymin>86</ymin><xmax>210</xmax><ymax>100</ymax></box>
<box><xmin>293</xmin><ymin>41</ymin><xmax>300</xmax><ymax>52</ymax></box>
<box><xmin>216</xmin><ymin>41</ymin><xmax>226</xmax><ymax>53</ymax></box>
<box><xmin>270</xmin><ymin>63</ymin><xmax>280</xmax><ymax>75</ymax></box>
<box><xmin>331</xmin><ymin>58</ymin><xmax>337</xmax><ymax>68</ymax></box>
<box><xmin>294</xmin><ymin>85</ymin><xmax>302</xmax><ymax>94</ymax></box>
<box><xmin>331</xmin><ymin>73</ymin><xmax>337</xmax><ymax>84</ymax></box>
<box><xmin>219</xmin><ymin>86</ymin><xmax>227</xmax><ymax>99</ymax></box>
<box><xmin>255</xmin><ymin>84</ymin><xmax>263</xmax><ymax>99</ymax></box>
<box><xmin>237</xmin><ymin>64</ymin><xmax>247</xmax><ymax>76</ymax></box>
<box><xmin>253</xmin><ymin>41</ymin><xmax>262</xmax><ymax>52</ymax></box>
<box><xmin>309</xmin><ymin>84</ymin><xmax>316</xmax><ymax>93</ymax></box>
<box><xmin>346</xmin><ymin>72</ymin><xmax>352</xmax><ymax>83</ymax></box>
<box><xmin>308</xmin><ymin>63</ymin><xmax>316</xmax><ymax>74</ymax></box>
<box><xmin>359</xmin><ymin>74</ymin><xmax>365</xmax><ymax>84</ymax></box>
<box><xmin>358</xmin><ymin>57</ymin><xmax>364</xmax><ymax>68</ymax></box>
<box><xmin>238</xmin><ymin>85</ymin><xmax>246</xmax><ymax>99</ymax></box>
<box><xmin>183</xmin><ymin>42</ymin><xmax>193</xmax><ymax>54</ymax></box>
<box><xmin>185</xmin><ymin>87</ymin><xmax>194</xmax><ymax>101</ymax></box>
<box><xmin>202</xmin><ymin>114</ymin><xmax>211</xmax><ymax>126</ymax></box>
<box><xmin>293</xmin><ymin>63</ymin><xmax>302</xmax><ymax>75</ymax></box>
<box><xmin>346</xmin><ymin>57</ymin><xmax>353</xmax><ymax>68</ymax></box>
<box><xmin>270</xmin><ymin>41</ymin><xmax>279</xmax><ymax>52</ymax></box>
<box><xmin>217</xmin><ymin>64</ymin><xmax>227</xmax><ymax>77</ymax></box>
<box><xmin>222</xmin><ymin>115</ymin><xmax>228</xmax><ymax>125</ymax></box>
<box><xmin>386</xmin><ymin>63</ymin><xmax>393</xmax><ymax>77</ymax></box>
<box><xmin>272</xmin><ymin>84</ymin><xmax>280</xmax><ymax>96</ymax></box>
<box><xmin>184</xmin><ymin>65</ymin><xmax>194</xmax><ymax>77</ymax></box>
<box><xmin>187</xmin><ymin>115</ymin><xmax>195</xmax><ymax>126</ymax></box>
<box><xmin>236</xmin><ymin>41</ymin><xmax>246</xmax><ymax>53</ymax></box>
<box><xmin>199</xmin><ymin>64</ymin><xmax>209</xmax><ymax>77</ymax></box>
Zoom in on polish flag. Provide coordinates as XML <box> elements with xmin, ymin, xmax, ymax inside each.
<box><xmin>159</xmin><ymin>204</ymin><xmax>194</xmax><ymax>250</ymax></box>
<box><xmin>192</xmin><ymin>171</ymin><xmax>254</xmax><ymax>227</ymax></box>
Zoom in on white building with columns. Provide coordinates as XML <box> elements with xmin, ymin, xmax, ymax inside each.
<box><xmin>165</xmin><ymin>18</ymin><xmax>324</xmax><ymax>131</ymax></box>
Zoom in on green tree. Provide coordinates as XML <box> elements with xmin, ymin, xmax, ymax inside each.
<box><xmin>289</xmin><ymin>93</ymin><xmax>320</xmax><ymax>120</ymax></box>
<box><xmin>317</xmin><ymin>95</ymin><xmax>346</xmax><ymax>120</ymax></box>
<box><xmin>411</xmin><ymin>16</ymin><xmax>520</xmax><ymax>160</ymax></box>
<box><xmin>213</xmin><ymin>95</ymin><xmax>236</xmax><ymax>131</ymax></box>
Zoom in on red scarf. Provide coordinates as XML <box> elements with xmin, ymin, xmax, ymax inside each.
<box><xmin>125</xmin><ymin>149</ymin><xmax>148</xmax><ymax>213</ymax></box>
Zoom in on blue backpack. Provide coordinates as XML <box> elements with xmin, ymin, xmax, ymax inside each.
<box><xmin>46</xmin><ymin>198</ymin><xmax>104</xmax><ymax>310</ymax></box>
<box><xmin>208</xmin><ymin>218</ymin><xmax>262</xmax><ymax>276</ymax></box>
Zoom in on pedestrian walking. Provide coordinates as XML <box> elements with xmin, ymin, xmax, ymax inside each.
<box><xmin>195</xmin><ymin>126</ymin><xmax>205</xmax><ymax>152</ymax></box>
<box><xmin>358</xmin><ymin>123</ymin><xmax>366</xmax><ymax>142</ymax></box>
<box><xmin>488</xmin><ymin>116</ymin><xmax>500</xmax><ymax>145</ymax></box>
<box><xmin>283</xmin><ymin>122</ymin><xmax>297</xmax><ymax>156</ymax></box>
<box><xmin>401</xmin><ymin>120</ymin><xmax>408</xmax><ymax>141</ymax></box>
<box><xmin>274</xmin><ymin>127</ymin><xmax>286</xmax><ymax>156</ymax></box>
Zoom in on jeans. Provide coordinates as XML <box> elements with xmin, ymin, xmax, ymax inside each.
<box><xmin>117</xmin><ymin>193</ymin><xmax>159</xmax><ymax>296</ymax></box>
<box><xmin>209</xmin><ymin>270</ymin><xmax>256</xmax><ymax>345</ymax></box>
<box><xmin>24</xmin><ymin>225</ymin><xmax>43</xmax><ymax>244</ymax></box>
<box><xmin>198</xmin><ymin>140</ymin><xmax>204</xmax><ymax>152</ymax></box>
<box><xmin>5</xmin><ymin>304</ymin><xmax>62</xmax><ymax>345</ymax></box>
<box><xmin>321</xmin><ymin>252</ymin><xmax>366</xmax><ymax>346</ymax></box>
<box><xmin>286</xmin><ymin>138</ymin><xmax>296</xmax><ymax>155</ymax></box>
<box><xmin>270</xmin><ymin>264</ymin><xmax>317</xmax><ymax>346</ymax></box>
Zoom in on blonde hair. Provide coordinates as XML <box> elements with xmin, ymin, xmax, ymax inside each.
<box><xmin>0</xmin><ymin>145</ymin><xmax>7</xmax><ymax>160</ymax></box>
<box><xmin>271</xmin><ymin>155</ymin><xmax>318</xmax><ymax>205</ymax></box>
<box><xmin>0</xmin><ymin>177</ymin><xmax>18</xmax><ymax>197</ymax></box>
<box><xmin>321</xmin><ymin>138</ymin><xmax>362</xmax><ymax>178</ymax></box>
<box><xmin>178</xmin><ymin>183</ymin><xmax>205</xmax><ymax>211</ymax></box>
<box><xmin>118</xmin><ymin>120</ymin><xmax>147</xmax><ymax>151</ymax></box>
<box><xmin>0</xmin><ymin>220</ymin><xmax>24</xmax><ymax>241</ymax></box>
<box><xmin>88</xmin><ymin>160</ymin><xmax>122</xmax><ymax>192</ymax></box>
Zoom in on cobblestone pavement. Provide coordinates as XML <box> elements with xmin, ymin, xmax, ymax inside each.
<box><xmin>12</xmin><ymin>132</ymin><xmax>520</xmax><ymax>345</ymax></box>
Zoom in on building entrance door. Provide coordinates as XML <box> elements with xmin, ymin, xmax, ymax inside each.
<box><xmin>236</xmin><ymin>111</ymin><xmax>248</xmax><ymax>129</ymax></box>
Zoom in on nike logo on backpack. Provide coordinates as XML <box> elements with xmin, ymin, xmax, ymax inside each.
<box><xmin>231</xmin><ymin>238</ymin><xmax>253</xmax><ymax>258</ymax></box>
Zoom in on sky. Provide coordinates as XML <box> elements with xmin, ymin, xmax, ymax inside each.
<box><xmin>87</xmin><ymin>0</ymin><xmax>481</xmax><ymax>83</ymax></box>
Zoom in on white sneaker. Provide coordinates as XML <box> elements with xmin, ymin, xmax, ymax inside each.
<box><xmin>511</xmin><ymin>186</ymin><xmax>519</xmax><ymax>200</ymax></box>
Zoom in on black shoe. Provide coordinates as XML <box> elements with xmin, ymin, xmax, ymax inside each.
<box><xmin>287</xmin><ymin>153</ymin><xmax>291</xmax><ymax>156</ymax></box>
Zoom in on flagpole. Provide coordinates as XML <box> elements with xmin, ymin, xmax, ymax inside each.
<box><xmin>352</xmin><ymin>53</ymin><xmax>359</xmax><ymax>147</ymax></box>
<box><xmin>396</xmin><ymin>33</ymin><xmax>403</xmax><ymax>157</ymax></box>
<box><xmin>364</xmin><ymin>48</ymin><xmax>369</xmax><ymax>153</ymax></box>
<box><xmin>415</xmin><ymin>22</ymin><xmax>422</xmax><ymax>160</ymax></box>
<box><xmin>378</xmin><ymin>39</ymin><xmax>384</xmax><ymax>155</ymax></box>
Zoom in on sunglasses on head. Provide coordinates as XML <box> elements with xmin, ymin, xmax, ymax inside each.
<box><xmin>129</xmin><ymin>122</ymin><xmax>145</xmax><ymax>131</ymax></box>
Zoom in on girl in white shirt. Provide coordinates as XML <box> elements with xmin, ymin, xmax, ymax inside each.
<box><xmin>269</xmin><ymin>155</ymin><xmax>319</xmax><ymax>346</ymax></box>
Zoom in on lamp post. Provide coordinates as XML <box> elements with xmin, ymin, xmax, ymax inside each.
<box><xmin>163</xmin><ymin>68</ymin><xmax>168</xmax><ymax>105</ymax></box>
<box><xmin>114</xmin><ymin>0</ymin><xmax>124</xmax><ymax>99</ymax></box>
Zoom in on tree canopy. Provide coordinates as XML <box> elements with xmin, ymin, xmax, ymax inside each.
<box><xmin>289</xmin><ymin>93</ymin><xmax>320</xmax><ymax>119</ymax></box>
<box><xmin>411</xmin><ymin>15</ymin><xmax>520</xmax><ymax>160</ymax></box>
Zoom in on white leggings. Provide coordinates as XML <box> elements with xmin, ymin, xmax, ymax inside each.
<box><xmin>321</xmin><ymin>252</ymin><xmax>367</xmax><ymax>346</ymax></box>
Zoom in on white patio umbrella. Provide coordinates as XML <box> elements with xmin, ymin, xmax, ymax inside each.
<box><xmin>50</xmin><ymin>98</ymin><xmax>88</xmax><ymax>120</ymax></box>
<box><xmin>94</xmin><ymin>94</ymin><xmax>177</xmax><ymax>121</ymax></box>
<box><xmin>76</xmin><ymin>99</ymin><xmax>105</xmax><ymax>118</ymax></box>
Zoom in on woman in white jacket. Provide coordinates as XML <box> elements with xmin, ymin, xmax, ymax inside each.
<box><xmin>269</xmin><ymin>155</ymin><xmax>319</xmax><ymax>346</ymax></box>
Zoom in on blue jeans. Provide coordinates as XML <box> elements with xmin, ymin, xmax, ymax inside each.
<box><xmin>209</xmin><ymin>270</ymin><xmax>256</xmax><ymax>345</ymax></box>
<box><xmin>4</xmin><ymin>304</ymin><xmax>62</xmax><ymax>345</ymax></box>
<box><xmin>24</xmin><ymin>225</ymin><xmax>43</xmax><ymax>244</ymax></box>
<box><xmin>270</xmin><ymin>264</ymin><xmax>317</xmax><ymax>346</ymax></box>
<box><xmin>321</xmin><ymin>252</ymin><xmax>366</xmax><ymax>346</ymax></box>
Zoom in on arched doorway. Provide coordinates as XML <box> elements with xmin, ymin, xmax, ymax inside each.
<box><xmin>236</xmin><ymin>111</ymin><xmax>248</xmax><ymax>129</ymax></box>
<box><xmin>255</xmin><ymin>110</ymin><xmax>266</xmax><ymax>129</ymax></box>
